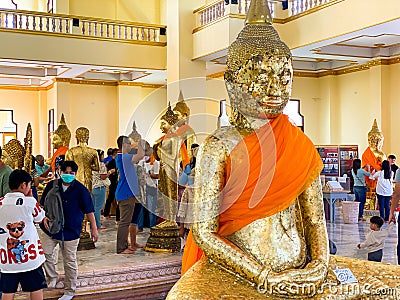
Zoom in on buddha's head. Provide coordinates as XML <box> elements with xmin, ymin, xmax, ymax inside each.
<box><xmin>2</xmin><ymin>139</ymin><xmax>25</xmax><ymax>169</ymax></box>
<box><xmin>160</xmin><ymin>102</ymin><xmax>178</xmax><ymax>134</ymax></box>
<box><xmin>53</xmin><ymin>114</ymin><xmax>71</xmax><ymax>149</ymax></box>
<box><xmin>128</xmin><ymin>121</ymin><xmax>141</xmax><ymax>147</ymax></box>
<box><xmin>173</xmin><ymin>91</ymin><xmax>190</xmax><ymax>125</ymax></box>
<box><xmin>368</xmin><ymin>119</ymin><xmax>384</xmax><ymax>151</ymax></box>
<box><xmin>76</xmin><ymin>127</ymin><xmax>90</xmax><ymax>144</ymax></box>
<box><xmin>225</xmin><ymin>0</ymin><xmax>293</xmax><ymax>120</ymax></box>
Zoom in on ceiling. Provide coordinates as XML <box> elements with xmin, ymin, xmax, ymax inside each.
<box><xmin>202</xmin><ymin>18</ymin><xmax>400</xmax><ymax>77</ymax></box>
<box><xmin>1</xmin><ymin>18</ymin><xmax>400</xmax><ymax>89</ymax></box>
<box><xmin>0</xmin><ymin>59</ymin><xmax>167</xmax><ymax>88</ymax></box>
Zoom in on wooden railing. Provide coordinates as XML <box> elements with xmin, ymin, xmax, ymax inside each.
<box><xmin>195</xmin><ymin>0</ymin><xmax>335</xmax><ymax>28</ymax></box>
<box><xmin>0</xmin><ymin>9</ymin><xmax>166</xmax><ymax>44</ymax></box>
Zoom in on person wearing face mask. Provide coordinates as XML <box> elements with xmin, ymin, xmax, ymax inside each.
<box><xmin>40</xmin><ymin>161</ymin><xmax>98</xmax><ymax>300</ymax></box>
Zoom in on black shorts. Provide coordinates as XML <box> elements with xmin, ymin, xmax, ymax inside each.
<box><xmin>0</xmin><ymin>266</ymin><xmax>47</xmax><ymax>293</ymax></box>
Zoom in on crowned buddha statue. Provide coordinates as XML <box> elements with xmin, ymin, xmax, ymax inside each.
<box><xmin>362</xmin><ymin>119</ymin><xmax>386</xmax><ymax>210</ymax></box>
<box><xmin>173</xmin><ymin>91</ymin><xmax>196</xmax><ymax>168</ymax></box>
<box><xmin>66</xmin><ymin>127</ymin><xmax>99</xmax><ymax>250</ymax></box>
<box><xmin>168</xmin><ymin>1</ymin><xmax>400</xmax><ymax>298</ymax></box>
<box><xmin>145</xmin><ymin>103</ymin><xmax>181</xmax><ymax>252</ymax></box>
<box><xmin>46</xmin><ymin>114</ymin><xmax>71</xmax><ymax>175</ymax></box>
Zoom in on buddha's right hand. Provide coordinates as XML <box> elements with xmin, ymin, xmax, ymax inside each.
<box><xmin>258</xmin><ymin>259</ymin><xmax>328</xmax><ymax>297</ymax></box>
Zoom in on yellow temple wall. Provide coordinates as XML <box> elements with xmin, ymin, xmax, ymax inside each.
<box><xmin>66</xmin><ymin>0</ymin><xmax>161</xmax><ymax>23</ymax></box>
<box><xmin>0</xmin><ymin>89</ymin><xmax>41</xmax><ymax>154</ymax></box>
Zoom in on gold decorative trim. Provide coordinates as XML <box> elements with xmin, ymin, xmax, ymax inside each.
<box><xmin>0</xmin><ymin>82</ymin><xmax>54</xmax><ymax>91</ymax></box>
<box><xmin>294</xmin><ymin>57</ymin><xmax>400</xmax><ymax>78</ymax></box>
<box><xmin>192</xmin><ymin>47</ymin><xmax>227</xmax><ymax>61</ymax></box>
<box><xmin>0</xmin><ymin>28</ymin><xmax>167</xmax><ymax>47</ymax></box>
<box><xmin>55</xmin><ymin>78</ymin><xmax>165</xmax><ymax>88</ymax></box>
<box><xmin>206</xmin><ymin>71</ymin><xmax>225</xmax><ymax>79</ymax></box>
<box><xmin>119</xmin><ymin>82</ymin><xmax>165</xmax><ymax>88</ymax></box>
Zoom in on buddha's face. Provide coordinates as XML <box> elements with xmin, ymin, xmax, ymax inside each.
<box><xmin>173</xmin><ymin>109</ymin><xmax>187</xmax><ymax>126</ymax></box>
<box><xmin>1</xmin><ymin>150</ymin><xmax>13</xmax><ymax>168</ymax></box>
<box><xmin>52</xmin><ymin>133</ymin><xmax>63</xmax><ymax>149</ymax></box>
<box><xmin>226</xmin><ymin>54</ymin><xmax>293</xmax><ymax>119</ymax></box>
<box><xmin>369</xmin><ymin>134</ymin><xmax>384</xmax><ymax>151</ymax></box>
<box><xmin>160</xmin><ymin>119</ymin><xmax>171</xmax><ymax>134</ymax></box>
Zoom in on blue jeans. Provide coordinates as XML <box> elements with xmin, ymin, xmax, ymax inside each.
<box><xmin>92</xmin><ymin>186</ymin><xmax>106</xmax><ymax>228</ymax></box>
<box><xmin>146</xmin><ymin>185</ymin><xmax>158</xmax><ymax>228</ymax></box>
<box><xmin>131</xmin><ymin>203</ymin><xmax>144</xmax><ymax>230</ymax></box>
<box><xmin>377</xmin><ymin>194</ymin><xmax>391</xmax><ymax>221</ymax></box>
<box><xmin>353</xmin><ymin>186</ymin><xmax>367</xmax><ymax>218</ymax></box>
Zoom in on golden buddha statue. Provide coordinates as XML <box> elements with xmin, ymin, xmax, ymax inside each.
<box><xmin>168</xmin><ymin>1</ymin><xmax>400</xmax><ymax>298</ymax></box>
<box><xmin>23</xmin><ymin>123</ymin><xmax>33</xmax><ymax>175</ymax></box>
<box><xmin>362</xmin><ymin>119</ymin><xmax>386</xmax><ymax>210</ymax></box>
<box><xmin>145</xmin><ymin>103</ymin><xmax>181</xmax><ymax>252</ymax></box>
<box><xmin>46</xmin><ymin>114</ymin><xmax>71</xmax><ymax>174</ymax></box>
<box><xmin>128</xmin><ymin>121</ymin><xmax>142</xmax><ymax>149</ymax></box>
<box><xmin>2</xmin><ymin>139</ymin><xmax>25</xmax><ymax>170</ymax></box>
<box><xmin>173</xmin><ymin>91</ymin><xmax>196</xmax><ymax>168</ymax></box>
<box><xmin>65</xmin><ymin>127</ymin><xmax>99</xmax><ymax>192</ymax></box>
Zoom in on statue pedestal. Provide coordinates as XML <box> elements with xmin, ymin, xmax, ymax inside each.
<box><xmin>144</xmin><ymin>226</ymin><xmax>181</xmax><ymax>253</ymax></box>
<box><xmin>78</xmin><ymin>231</ymin><xmax>95</xmax><ymax>251</ymax></box>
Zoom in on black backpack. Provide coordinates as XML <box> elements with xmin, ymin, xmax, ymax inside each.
<box><xmin>43</xmin><ymin>180</ymin><xmax>64</xmax><ymax>235</ymax></box>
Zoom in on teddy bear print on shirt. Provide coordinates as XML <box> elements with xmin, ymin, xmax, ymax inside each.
<box><xmin>6</xmin><ymin>221</ymin><xmax>29</xmax><ymax>264</ymax></box>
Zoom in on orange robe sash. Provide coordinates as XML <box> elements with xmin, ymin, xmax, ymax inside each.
<box><xmin>362</xmin><ymin>147</ymin><xmax>382</xmax><ymax>188</ymax></box>
<box><xmin>175</xmin><ymin>124</ymin><xmax>194</xmax><ymax>168</ymax></box>
<box><xmin>51</xmin><ymin>146</ymin><xmax>68</xmax><ymax>172</ymax></box>
<box><xmin>181</xmin><ymin>114</ymin><xmax>323</xmax><ymax>275</ymax></box>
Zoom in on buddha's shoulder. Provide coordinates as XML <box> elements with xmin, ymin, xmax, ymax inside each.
<box><xmin>202</xmin><ymin>126</ymin><xmax>243</xmax><ymax>153</ymax></box>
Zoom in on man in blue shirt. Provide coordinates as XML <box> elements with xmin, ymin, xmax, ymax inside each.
<box><xmin>115</xmin><ymin>136</ymin><xmax>143</xmax><ymax>254</ymax></box>
<box><xmin>40</xmin><ymin>161</ymin><xmax>98</xmax><ymax>300</ymax></box>
<box><xmin>35</xmin><ymin>155</ymin><xmax>50</xmax><ymax>176</ymax></box>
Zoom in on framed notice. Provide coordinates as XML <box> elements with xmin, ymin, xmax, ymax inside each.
<box><xmin>316</xmin><ymin>146</ymin><xmax>339</xmax><ymax>177</ymax></box>
<box><xmin>339</xmin><ymin>145</ymin><xmax>359</xmax><ymax>177</ymax></box>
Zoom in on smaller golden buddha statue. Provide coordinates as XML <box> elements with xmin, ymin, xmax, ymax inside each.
<box><xmin>362</xmin><ymin>119</ymin><xmax>386</xmax><ymax>210</ymax></box>
<box><xmin>2</xmin><ymin>139</ymin><xmax>25</xmax><ymax>170</ymax></box>
<box><xmin>128</xmin><ymin>121</ymin><xmax>142</xmax><ymax>150</ymax></box>
<box><xmin>145</xmin><ymin>103</ymin><xmax>181</xmax><ymax>253</ymax></box>
<box><xmin>66</xmin><ymin>127</ymin><xmax>99</xmax><ymax>250</ymax></box>
<box><xmin>66</xmin><ymin>127</ymin><xmax>99</xmax><ymax>192</ymax></box>
<box><xmin>46</xmin><ymin>114</ymin><xmax>71</xmax><ymax>174</ymax></box>
<box><xmin>23</xmin><ymin>123</ymin><xmax>33</xmax><ymax>175</ymax></box>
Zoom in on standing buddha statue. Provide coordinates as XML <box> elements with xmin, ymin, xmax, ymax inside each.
<box><xmin>66</xmin><ymin>127</ymin><xmax>99</xmax><ymax>250</ymax></box>
<box><xmin>168</xmin><ymin>0</ymin><xmax>400</xmax><ymax>298</ymax></box>
<box><xmin>362</xmin><ymin>119</ymin><xmax>386</xmax><ymax>210</ymax></box>
<box><xmin>2</xmin><ymin>123</ymin><xmax>32</xmax><ymax>171</ymax></box>
<box><xmin>66</xmin><ymin>127</ymin><xmax>99</xmax><ymax>192</ymax></box>
<box><xmin>145</xmin><ymin>103</ymin><xmax>181</xmax><ymax>252</ymax></box>
<box><xmin>173</xmin><ymin>91</ymin><xmax>196</xmax><ymax>169</ymax></box>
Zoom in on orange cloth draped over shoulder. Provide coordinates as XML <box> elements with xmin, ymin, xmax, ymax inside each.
<box><xmin>362</xmin><ymin>147</ymin><xmax>382</xmax><ymax>188</ymax></box>
<box><xmin>51</xmin><ymin>146</ymin><xmax>69</xmax><ymax>173</ymax></box>
<box><xmin>181</xmin><ymin>114</ymin><xmax>323</xmax><ymax>275</ymax></box>
<box><xmin>176</xmin><ymin>124</ymin><xmax>194</xmax><ymax>168</ymax></box>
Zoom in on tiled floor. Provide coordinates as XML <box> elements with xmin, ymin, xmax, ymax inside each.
<box><xmin>48</xmin><ymin>205</ymin><xmax>399</xmax><ymax>273</ymax></box>
<box><xmin>326</xmin><ymin>204</ymin><xmax>398</xmax><ymax>264</ymax></box>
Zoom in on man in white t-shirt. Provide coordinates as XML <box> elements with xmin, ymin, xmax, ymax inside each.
<box><xmin>0</xmin><ymin>170</ymin><xmax>46</xmax><ymax>300</ymax></box>
<box><xmin>140</xmin><ymin>155</ymin><xmax>160</xmax><ymax>228</ymax></box>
